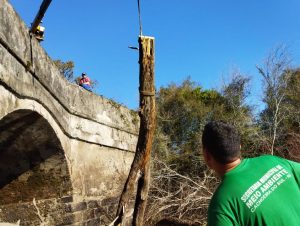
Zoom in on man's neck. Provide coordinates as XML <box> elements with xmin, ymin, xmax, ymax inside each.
<box><xmin>215</xmin><ymin>158</ymin><xmax>241</xmax><ymax>177</ymax></box>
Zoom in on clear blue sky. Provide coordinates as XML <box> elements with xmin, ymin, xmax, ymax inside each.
<box><xmin>9</xmin><ymin>0</ymin><xmax>300</xmax><ymax>110</ymax></box>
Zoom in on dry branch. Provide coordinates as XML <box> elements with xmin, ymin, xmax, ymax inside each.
<box><xmin>145</xmin><ymin>159</ymin><xmax>218</xmax><ymax>225</ymax></box>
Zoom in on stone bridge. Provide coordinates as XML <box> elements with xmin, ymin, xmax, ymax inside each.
<box><xmin>0</xmin><ymin>0</ymin><xmax>139</xmax><ymax>225</ymax></box>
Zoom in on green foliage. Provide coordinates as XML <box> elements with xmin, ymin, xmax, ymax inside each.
<box><xmin>284</xmin><ymin>68</ymin><xmax>300</xmax><ymax>132</ymax></box>
<box><xmin>154</xmin><ymin>76</ymin><xmax>255</xmax><ymax>176</ymax></box>
<box><xmin>276</xmin><ymin>68</ymin><xmax>300</xmax><ymax>161</ymax></box>
<box><xmin>53</xmin><ymin>60</ymin><xmax>74</xmax><ymax>82</ymax></box>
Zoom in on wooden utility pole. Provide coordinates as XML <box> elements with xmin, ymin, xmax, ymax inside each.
<box><xmin>113</xmin><ymin>36</ymin><xmax>155</xmax><ymax>226</ymax></box>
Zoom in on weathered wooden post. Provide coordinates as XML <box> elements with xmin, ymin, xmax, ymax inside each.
<box><xmin>133</xmin><ymin>36</ymin><xmax>156</xmax><ymax>225</ymax></box>
<box><xmin>113</xmin><ymin>36</ymin><xmax>155</xmax><ymax>226</ymax></box>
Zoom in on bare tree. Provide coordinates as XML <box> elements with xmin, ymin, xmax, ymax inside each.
<box><xmin>257</xmin><ymin>45</ymin><xmax>293</xmax><ymax>155</ymax></box>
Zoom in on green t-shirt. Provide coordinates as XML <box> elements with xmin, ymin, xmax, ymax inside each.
<box><xmin>208</xmin><ymin>155</ymin><xmax>300</xmax><ymax>226</ymax></box>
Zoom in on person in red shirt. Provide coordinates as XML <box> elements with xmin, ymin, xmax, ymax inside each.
<box><xmin>79</xmin><ymin>73</ymin><xmax>92</xmax><ymax>91</ymax></box>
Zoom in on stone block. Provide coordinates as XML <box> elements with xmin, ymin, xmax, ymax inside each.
<box><xmin>82</xmin><ymin>209</ymin><xmax>95</xmax><ymax>221</ymax></box>
<box><xmin>101</xmin><ymin>197</ymin><xmax>118</xmax><ymax>206</ymax></box>
<box><xmin>22</xmin><ymin>220</ymin><xmax>41</xmax><ymax>226</ymax></box>
<box><xmin>94</xmin><ymin>207</ymin><xmax>107</xmax><ymax>218</ymax></box>
<box><xmin>87</xmin><ymin>200</ymin><xmax>99</xmax><ymax>209</ymax></box>
<box><xmin>71</xmin><ymin>202</ymin><xmax>87</xmax><ymax>212</ymax></box>
<box><xmin>0</xmin><ymin>203</ymin><xmax>38</xmax><ymax>222</ymax></box>
<box><xmin>86</xmin><ymin>218</ymin><xmax>101</xmax><ymax>226</ymax></box>
<box><xmin>64</xmin><ymin>204</ymin><xmax>73</xmax><ymax>213</ymax></box>
<box><xmin>60</xmin><ymin>196</ymin><xmax>74</xmax><ymax>203</ymax></box>
<box><xmin>56</xmin><ymin>213</ymin><xmax>76</xmax><ymax>226</ymax></box>
<box><xmin>69</xmin><ymin>222</ymin><xmax>86</xmax><ymax>226</ymax></box>
<box><xmin>100</xmin><ymin>214</ymin><xmax>114</xmax><ymax>226</ymax></box>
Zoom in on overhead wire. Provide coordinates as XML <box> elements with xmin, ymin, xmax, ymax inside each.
<box><xmin>137</xmin><ymin>0</ymin><xmax>143</xmax><ymax>36</ymax></box>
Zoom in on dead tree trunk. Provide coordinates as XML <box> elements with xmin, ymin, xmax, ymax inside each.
<box><xmin>114</xmin><ymin>36</ymin><xmax>155</xmax><ymax>226</ymax></box>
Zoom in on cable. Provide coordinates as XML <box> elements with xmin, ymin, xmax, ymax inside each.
<box><xmin>137</xmin><ymin>0</ymin><xmax>143</xmax><ymax>36</ymax></box>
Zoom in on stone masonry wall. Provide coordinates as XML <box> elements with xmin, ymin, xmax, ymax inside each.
<box><xmin>0</xmin><ymin>196</ymin><xmax>119</xmax><ymax>226</ymax></box>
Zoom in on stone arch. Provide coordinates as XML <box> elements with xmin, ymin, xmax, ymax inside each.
<box><xmin>0</xmin><ymin>109</ymin><xmax>72</xmax><ymax>205</ymax></box>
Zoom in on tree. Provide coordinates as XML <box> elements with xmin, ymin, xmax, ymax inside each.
<box><xmin>154</xmin><ymin>78</ymin><xmax>224</xmax><ymax>176</ymax></box>
<box><xmin>221</xmin><ymin>70</ymin><xmax>260</xmax><ymax>157</ymax></box>
<box><xmin>283</xmin><ymin>68</ymin><xmax>300</xmax><ymax>132</ymax></box>
<box><xmin>53</xmin><ymin>60</ymin><xmax>74</xmax><ymax>82</ymax></box>
<box><xmin>154</xmin><ymin>75</ymin><xmax>256</xmax><ymax>174</ymax></box>
<box><xmin>147</xmin><ymin>76</ymin><xmax>255</xmax><ymax>225</ymax></box>
<box><xmin>257</xmin><ymin>45</ymin><xmax>293</xmax><ymax>155</ymax></box>
<box><xmin>222</xmin><ymin>70</ymin><xmax>251</xmax><ymax>123</ymax></box>
<box><xmin>276</xmin><ymin>68</ymin><xmax>300</xmax><ymax>161</ymax></box>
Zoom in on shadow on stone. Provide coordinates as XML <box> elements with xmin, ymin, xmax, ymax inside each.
<box><xmin>0</xmin><ymin>109</ymin><xmax>72</xmax><ymax>204</ymax></box>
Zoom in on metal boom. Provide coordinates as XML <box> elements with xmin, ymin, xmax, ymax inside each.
<box><xmin>30</xmin><ymin>0</ymin><xmax>52</xmax><ymax>34</ymax></box>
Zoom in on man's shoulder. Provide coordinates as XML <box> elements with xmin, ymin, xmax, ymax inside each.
<box><xmin>208</xmin><ymin>183</ymin><xmax>241</xmax><ymax>223</ymax></box>
<box><xmin>245</xmin><ymin>155</ymin><xmax>293</xmax><ymax>171</ymax></box>
<box><xmin>248</xmin><ymin>154</ymin><xmax>285</xmax><ymax>163</ymax></box>
<box><xmin>210</xmin><ymin>179</ymin><xmax>239</xmax><ymax>205</ymax></box>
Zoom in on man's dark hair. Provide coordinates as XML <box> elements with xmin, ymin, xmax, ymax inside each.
<box><xmin>202</xmin><ymin>121</ymin><xmax>241</xmax><ymax>164</ymax></box>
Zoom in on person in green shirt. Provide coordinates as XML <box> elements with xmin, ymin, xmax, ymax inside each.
<box><xmin>202</xmin><ymin>121</ymin><xmax>300</xmax><ymax>226</ymax></box>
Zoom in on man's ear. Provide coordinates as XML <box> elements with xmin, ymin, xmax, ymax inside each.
<box><xmin>203</xmin><ymin>148</ymin><xmax>212</xmax><ymax>168</ymax></box>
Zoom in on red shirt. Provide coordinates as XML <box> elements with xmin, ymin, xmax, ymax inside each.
<box><xmin>80</xmin><ymin>76</ymin><xmax>91</xmax><ymax>86</ymax></box>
